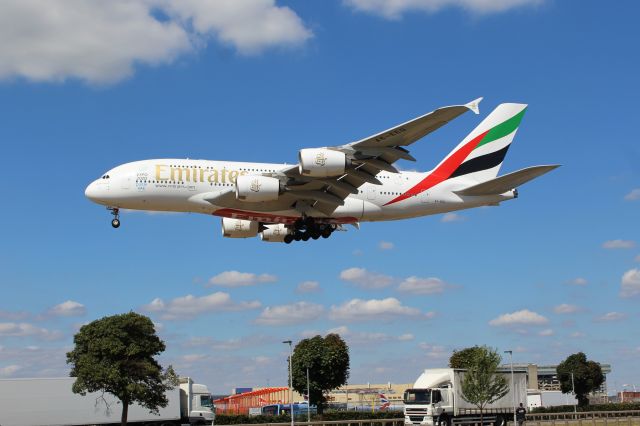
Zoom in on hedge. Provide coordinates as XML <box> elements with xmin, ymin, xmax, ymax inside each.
<box><xmin>531</xmin><ymin>403</ymin><xmax>640</xmax><ymax>413</ymax></box>
<box><xmin>214</xmin><ymin>410</ymin><xmax>402</xmax><ymax>425</ymax></box>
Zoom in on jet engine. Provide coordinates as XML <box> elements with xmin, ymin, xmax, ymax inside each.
<box><xmin>235</xmin><ymin>175</ymin><xmax>280</xmax><ymax>202</ymax></box>
<box><xmin>221</xmin><ymin>217</ymin><xmax>259</xmax><ymax>238</ymax></box>
<box><xmin>299</xmin><ymin>148</ymin><xmax>347</xmax><ymax>177</ymax></box>
<box><xmin>260</xmin><ymin>224</ymin><xmax>292</xmax><ymax>242</ymax></box>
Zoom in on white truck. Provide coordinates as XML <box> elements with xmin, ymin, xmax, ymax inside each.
<box><xmin>0</xmin><ymin>376</ymin><xmax>215</xmax><ymax>426</ymax></box>
<box><xmin>404</xmin><ymin>368</ymin><xmax>527</xmax><ymax>426</ymax></box>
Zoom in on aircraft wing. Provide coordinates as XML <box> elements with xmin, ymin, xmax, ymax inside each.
<box><xmin>278</xmin><ymin>98</ymin><xmax>483</xmax><ymax>215</ymax></box>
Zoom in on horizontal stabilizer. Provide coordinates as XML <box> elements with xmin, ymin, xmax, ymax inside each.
<box><xmin>455</xmin><ymin>165</ymin><xmax>560</xmax><ymax>196</ymax></box>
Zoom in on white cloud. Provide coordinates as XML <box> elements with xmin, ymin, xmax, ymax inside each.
<box><xmin>296</xmin><ymin>281</ymin><xmax>320</xmax><ymax>294</ymax></box>
<box><xmin>602</xmin><ymin>239</ymin><xmax>636</xmax><ymax>249</ymax></box>
<box><xmin>324</xmin><ymin>325</ymin><xmax>414</xmax><ymax>345</ymax></box>
<box><xmin>398</xmin><ymin>276</ymin><xmax>448</xmax><ymax>295</ymax></box>
<box><xmin>553</xmin><ymin>304</ymin><xmax>581</xmax><ymax>315</ymax></box>
<box><xmin>568</xmin><ymin>277</ymin><xmax>588</xmax><ymax>286</ymax></box>
<box><xmin>0</xmin><ymin>310</ymin><xmax>30</xmax><ymax>321</ymax></box>
<box><xmin>489</xmin><ymin>309</ymin><xmax>549</xmax><ymax>326</ymax></box>
<box><xmin>624</xmin><ymin>188</ymin><xmax>640</xmax><ymax>201</ymax></box>
<box><xmin>344</xmin><ymin>0</ymin><xmax>542</xmax><ymax>20</ymax></box>
<box><xmin>0</xmin><ymin>0</ymin><xmax>311</xmax><ymax>84</ymax></box>
<box><xmin>378</xmin><ymin>241</ymin><xmax>395</xmax><ymax>250</ymax></box>
<box><xmin>142</xmin><ymin>292</ymin><xmax>261</xmax><ymax>320</ymax></box>
<box><xmin>570</xmin><ymin>332</ymin><xmax>585</xmax><ymax>338</ymax></box>
<box><xmin>0</xmin><ymin>364</ymin><xmax>22</xmax><ymax>377</ymax></box>
<box><xmin>418</xmin><ymin>343</ymin><xmax>449</xmax><ymax>359</ymax></box>
<box><xmin>255</xmin><ymin>302</ymin><xmax>324</xmax><ymax>326</ymax></box>
<box><xmin>0</xmin><ymin>323</ymin><xmax>63</xmax><ymax>340</ymax></box>
<box><xmin>329</xmin><ymin>298</ymin><xmax>425</xmax><ymax>322</ymax></box>
<box><xmin>339</xmin><ymin>267</ymin><xmax>394</xmax><ymax>289</ymax></box>
<box><xmin>620</xmin><ymin>269</ymin><xmax>640</xmax><ymax>298</ymax></box>
<box><xmin>441</xmin><ymin>212</ymin><xmax>465</xmax><ymax>223</ymax></box>
<box><xmin>47</xmin><ymin>300</ymin><xmax>86</xmax><ymax>317</ymax></box>
<box><xmin>596</xmin><ymin>312</ymin><xmax>627</xmax><ymax>322</ymax></box>
<box><xmin>208</xmin><ymin>270</ymin><xmax>277</xmax><ymax>287</ymax></box>
<box><xmin>538</xmin><ymin>329</ymin><xmax>554</xmax><ymax>336</ymax></box>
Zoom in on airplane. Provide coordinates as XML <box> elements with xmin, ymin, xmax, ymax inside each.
<box><xmin>84</xmin><ymin>98</ymin><xmax>559</xmax><ymax>244</ymax></box>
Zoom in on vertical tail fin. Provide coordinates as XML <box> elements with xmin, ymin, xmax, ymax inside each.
<box><xmin>440</xmin><ymin>103</ymin><xmax>527</xmax><ymax>183</ymax></box>
<box><xmin>384</xmin><ymin>103</ymin><xmax>528</xmax><ymax>206</ymax></box>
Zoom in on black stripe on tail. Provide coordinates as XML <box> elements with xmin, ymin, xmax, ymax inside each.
<box><xmin>449</xmin><ymin>145</ymin><xmax>511</xmax><ymax>179</ymax></box>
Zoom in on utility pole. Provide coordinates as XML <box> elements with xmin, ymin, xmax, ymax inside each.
<box><xmin>283</xmin><ymin>340</ymin><xmax>294</xmax><ymax>426</ymax></box>
<box><xmin>504</xmin><ymin>350</ymin><xmax>516</xmax><ymax>425</ymax></box>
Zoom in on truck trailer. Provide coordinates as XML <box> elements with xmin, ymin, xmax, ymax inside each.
<box><xmin>0</xmin><ymin>376</ymin><xmax>215</xmax><ymax>426</ymax></box>
<box><xmin>404</xmin><ymin>368</ymin><xmax>527</xmax><ymax>426</ymax></box>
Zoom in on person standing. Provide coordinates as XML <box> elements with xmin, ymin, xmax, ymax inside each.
<box><xmin>516</xmin><ymin>403</ymin><xmax>527</xmax><ymax>426</ymax></box>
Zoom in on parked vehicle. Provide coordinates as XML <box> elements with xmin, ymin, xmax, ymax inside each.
<box><xmin>0</xmin><ymin>376</ymin><xmax>215</xmax><ymax>426</ymax></box>
<box><xmin>404</xmin><ymin>368</ymin><xmax>527</xmax><ymax>426</ymax></box>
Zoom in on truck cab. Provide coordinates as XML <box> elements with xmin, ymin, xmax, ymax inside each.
<box><xmin>404</xmin><ymin>387</ymin><xmax>452</xmax><ymax>426</ymax></box>
<box><xmin>179</xmin><ymin>378</ymin><xmax>216</xmax><ymax>425</ymax></box>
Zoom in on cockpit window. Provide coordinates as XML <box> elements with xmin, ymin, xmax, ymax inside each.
<box><xmin>101</xmin><ymin>175</ymin><xmax>110</xmax><ymax>179</ymax></box>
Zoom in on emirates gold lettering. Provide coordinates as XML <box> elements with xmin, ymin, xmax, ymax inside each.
<box><xmin>154</xmin><ymin>164</ymin><xmax>257</xmax><ymax>185</ymax></box>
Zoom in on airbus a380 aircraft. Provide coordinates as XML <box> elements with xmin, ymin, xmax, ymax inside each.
<box><xmin>85</xmin><ymin>99</ymin><xmax>559</xmax><ymax>244</ymax></box>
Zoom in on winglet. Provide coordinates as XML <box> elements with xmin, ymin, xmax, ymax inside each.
<box><xmin>466</xmin><ymin>97</ymin><xmax>483</xmax><ymax>115</ymax></box>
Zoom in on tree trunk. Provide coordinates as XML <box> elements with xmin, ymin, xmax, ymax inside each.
<box><xmin>480</xmin><ymin>408</ymin><xmax>483</xmax><ymax>426</ymax></box>
<box><xmin>120</xmin><ymin>399</ymin><xmax>129</xmax><ymax>426</ymax></box>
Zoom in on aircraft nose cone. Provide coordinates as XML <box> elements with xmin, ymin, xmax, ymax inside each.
<box><xmin>85</xmin><ymin>181</ymin><xmax>99</xmax><ymax>200</ymax></box>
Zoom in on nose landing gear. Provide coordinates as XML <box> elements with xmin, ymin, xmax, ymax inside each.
<box><xmin>108</xmin><ymin>207</ymin><xmax>120</xmax><ymax>228</ymax></box>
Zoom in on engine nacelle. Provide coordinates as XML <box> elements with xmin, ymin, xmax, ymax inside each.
<box><xmin>235</xmin><ymin>175</ymin><xmax>280</xmax><ymax>202</ymax></box>
<box><xmin>221</xmin><ymin>217</ymin><xmax>259</xmax><ymax>238</ymax></box>
<box><xmin>299</xmin><ymin>148</ymin><xmax>347</xmax><ymax>177</ymax></box>
<box><xmin>260</xmin><ymin>224</ymin><xmax>292</xmax><ymax>242</ymax></box>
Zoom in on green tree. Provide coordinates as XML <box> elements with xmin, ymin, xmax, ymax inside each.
<box><xmin>290</xmin><ymin>333</ymin><xmax>350</xmax><ymax>415</ymax></box>
<box><xmin>460</xmin><ymin>346</ymin><xmax>509</xmax><ymax>426</ymax></box>
<box><xmin>556</xmin><ymin>352</ymin><xmax>604</xmax><ymax>407</ymax></box>
<box><xmin>66</xmin><ymin>312</ymin><xmax>178</xmax><ymax>426</ymax></box>
<box><xmin>449</xmin><ymin>346</ymin><xmax>486</xmax><ymax>368</ymax></box>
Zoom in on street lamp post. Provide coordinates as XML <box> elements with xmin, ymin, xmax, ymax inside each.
<box><xmin>504</xmin><ymin>350</ymin><xmax>516</xmax><ymax>425</ymax></box>
<box><xmin>306</xmin><ymin>367</ymin><xmax>311</xmax><ymax>423</ymax></box>
<box><xmin>283</xmin><ymin>340</ymin><xmax>294</xmax><ymax>426</ymax></box>
<box><xmin>570</xmin><ymin>373</ymin><xmax>577</xmax><ymax>413</ymax></box>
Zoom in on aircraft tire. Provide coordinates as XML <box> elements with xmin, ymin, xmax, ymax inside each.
<box><xmin>321</xmin><ymin>228</ymin><xmax>332</xmax><ymax>238</ymax></box>
<box><xmin>284</xmin><ymin>235</ymin><xmax>293</xmax><ymax>244</ymax></box>
<box><xmin>301</xmin><ymin>233</ymin><xmax>310</xmax><ymax>241</ymax></box>
<box><xmin>294</xmin><ymin>232</ymin><xmax>303</xmax><ymax>241</ymax></box>
<box><xmin>111</xmin><ymin>218</ymin><xmax>120</xmax><ymax>228</ymax></box>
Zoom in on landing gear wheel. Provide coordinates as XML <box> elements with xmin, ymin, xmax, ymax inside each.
<box><xmin>108</xmin><ymin>207</ymin><xmax>120</xmax><ymax>229</ymax></box>
<box><xmin>284</xmin><ymin>234</ymin><xmax>293</xmax><ymax>244</ymax></box>
<box><xmin>301</xmin><ymin>233</ymin><xmax>310</xmax><ymax>241</ymax></box>
<box><xmin>310</xmin><ymin>229</ymin><xmax>321</xmax><ymax>240</ymax></box>
<box><xmin>294</xmin><ymin>231</ymin><xmax>303</xmax><ymax>241</ymax></box>
<box><xmin>293</xmin><ymin>219</ymin><xmax>304</xmax><ymax>231</ymax></box>
<box><xmin>321</xmin><ymin>228</ymin><xmax>332</xmax><ymax>238</ymax></box>
<box><xmin>304</xmin><ymin>216</ymin><xmax>315</xmax><ymax>229</ymax></box>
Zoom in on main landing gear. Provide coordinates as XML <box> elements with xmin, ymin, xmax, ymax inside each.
<box><xmin>283</xmin><ymin>217</ymin><xmax>334</xmax><ymax>244</ymax></box>
<box><xmin>108</xmin><ymin>207</ymin><xmax>120</xmax><ymax>228</ymax></box>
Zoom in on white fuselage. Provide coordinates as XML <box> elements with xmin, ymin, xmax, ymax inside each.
<box><xmin>85</xmin><ymin>159</ymin><xmax>515</xmax><ymax>224</ymax></box>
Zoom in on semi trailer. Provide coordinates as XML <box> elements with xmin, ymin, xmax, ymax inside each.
<box><xmin>0</xmin><ymin>376</ymin><xmax>215</xmax><ymax>426</ymax></box>
<box><xmin>404</xmin><ymin>368</ymin><xmax>527</xmax><ymax>426</ymax></box>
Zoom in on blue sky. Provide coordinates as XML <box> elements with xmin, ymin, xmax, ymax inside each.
<box><xmin>0</xmin><ymin>0</ymin><xmax>638</xmax><ymax>395</ymax></box>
